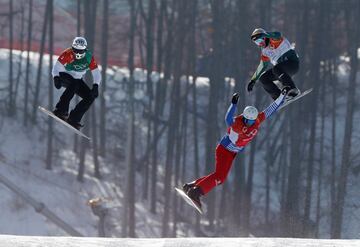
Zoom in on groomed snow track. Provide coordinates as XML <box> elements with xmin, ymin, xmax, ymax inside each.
<box><xmin>1</xmin><ymin>235</ymin><xmax>359</xmax><ymax>247</ymax></box>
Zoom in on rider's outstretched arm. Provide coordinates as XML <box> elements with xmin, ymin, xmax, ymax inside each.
<box><xmin>225</xmin><ymin>93</ymin><xmax>240</xmax><ymax>126</ymax></box>
<box><xmin>251</xmin><ymin>58</ymin><xmax>270</xmax><ymax>82</ymax></box>
<box><xmin>259</xmin><ymin>90</ymin><xmax>287</xmax><ymax>122</ymax></box>
<box><xmin>225</xmin><ymin>103</ymin><xmax>236</xmax><ymax>126</ymax></box>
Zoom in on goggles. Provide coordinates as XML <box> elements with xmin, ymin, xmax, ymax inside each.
<box><xmin>72</xmin><ymin>47</ymin><xmax>86</xmax><ymax>54</ymax></box>
<box><xmin>244</xmin><ymin>118</ymin><xmax>256</xmax><ymax>126</ymax></box>
<box><xmin>253</xmin><ymin>37</ymin><xmax>265</xmax><ymax>46</ymax></box>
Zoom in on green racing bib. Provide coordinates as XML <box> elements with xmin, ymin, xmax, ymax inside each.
<box><xmin>64</xmin><ymin>51</ymin><xmax>93</xmax><ymax>72</ymax></box>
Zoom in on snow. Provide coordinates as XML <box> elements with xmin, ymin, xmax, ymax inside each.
<box><xmin>1</xmin><ymin>235</ymin><xmax>360</xmax><ymax>247</ymax></box>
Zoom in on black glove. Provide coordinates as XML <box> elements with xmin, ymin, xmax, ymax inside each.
<box><xmin>231</xmin><ymin>93</ymin><xmax>239</xmax><ymax>104</ymax></box>
<box><xmin>53</xmin><ymin>76</ymin><xmax>62</xmax><ymax>89</ymax></box>
<box><xmin>281</xmin><ymin>86</ymin><xmax>291</xmax><ymax>95</ymax></box>
<box><xmin>91</xmin><ymin>84</ymin><xmax>99</xmax><ymax>98</ymax></box>
<box><xmin>247</xmin><ymin>80</ymin><xmax>256</xmax><ymax>92</ymax></box>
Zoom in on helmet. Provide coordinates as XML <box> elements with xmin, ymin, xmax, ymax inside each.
<box><xmin>243</xmin><ymin>106</ymin><xmax>258</xmax><ymax>120</ymax></box>
<box><xmin>250</xmin><ymin>28</ymin><xmax>268</xmax><ymax>41</ymax></box>
<box><xmin>72</xmin><ymin>37</ymin><xmax>87</xmax><ymax>59</ymax></box>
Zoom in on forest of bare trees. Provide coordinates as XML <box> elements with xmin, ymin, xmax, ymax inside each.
<box><xmin>2</xmin><ymin>0</ymin><xmax>360</xmax><ymax>239</ymax></box>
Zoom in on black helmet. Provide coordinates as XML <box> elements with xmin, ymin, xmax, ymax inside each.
<box><xmin>251</xmin><ymin>28</ymin><xmax>268</xmax><ymax>41</ymax></box>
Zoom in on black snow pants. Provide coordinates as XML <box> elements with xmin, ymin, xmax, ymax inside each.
<box><xmin>55</xmin><ymin>72</ymin><xmax>95</xmax><ymax>123</ymax></box>
<box><xmin>259</xmin><ymin>50</ymin><xmax>299</xmax><ymax>100</ymax></box>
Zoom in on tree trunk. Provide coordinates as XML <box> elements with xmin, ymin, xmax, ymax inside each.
<box><xmin>32</xmin><ymin>0</ymin><xmax>50</xmax><ymax>123</ymax></box>
<box><xmin>13</xmin><ymin>5</ymin><xmax>25</xmax><ymax>109</ymax></box>
<box><xmin>46</xmin><ymin>0</ymin><xmax>54</xmax><ymax>170</ymax></box>
<box><xmin>121</xmin><ymin>0</ymin><xmax>137</xmax><ymax>237</ymax></box>
<box><xmin>8</xmin><ymin>0</ymin><xmax>14</xmax><ymax>116</ymax></box>
<box><xmin>332</xmin><ymin>1</ymin><xmax>360</xmax><ymax>238</ymax></box>
<box><xmin>281</xmin><ymin>0</ymin><xmax>309</xmax><ymax>237</ymax></box>
<box><xmin>303</xmin><ymin>0</ymin><xmax>325</xmax><ymax>235</ymax></box>
<box><xmin>161</xmin><ymin>1</ymin><xmax>188</xmax><ymax>237</ymax></box>
<box><xmin>139</xmin><ymin>0</ymin><xmax>156</xmax><ymax>201</ymax></box>
<box><xmin>330</xmin><ymin>59</ymin><xmax>337</xmax><ymax>236</ymax></box>
<box><xmin>315</xmin><ymin>67</ymin><xmax>326</xmax><ymax>237</ymax></box>
<box><xmin>24</xmin><ymin>0</ymin><xmax>33</xmax><ymax>126</ymax></box>
<box><xmin>150</xmin><ymin>0</ymin><xmax>167</xmax><ymax>213</ymax></box>
<box><xmin>77</xmin><ymin>0</ymin><xmax>81</xmax><ymax>35</ymax></box>
<box><xmin>91</xmin><ymin>105</ymin><xmax>101</xmax><ymax>178</ymax></box>
<box><xmin>99</xmin><ymin>0</ymin><xmax>109</xmax><ymax>157</ymax></box>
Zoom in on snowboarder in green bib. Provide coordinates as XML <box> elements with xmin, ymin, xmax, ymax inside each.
<box><xmin>51</xmin><ymin>37</ymin><xmax>101</xmax><ymax>130</ymax></box>
<box><xmin>247</xmin><ymin>28</ymin><xmax>300</xmax><ymax>101</ymax></box>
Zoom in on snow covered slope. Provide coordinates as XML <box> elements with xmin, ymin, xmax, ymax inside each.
<box><xmin>0</xmin><ymin>235</ymin><xmax>360</xmax><ymax>247</ymax></box>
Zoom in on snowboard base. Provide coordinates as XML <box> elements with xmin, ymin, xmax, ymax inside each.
<box><xmin>175</xmin><ymin>187</ymin><xmax>203</xmax><ymax>214</ymax></box>
<box><xmin>278</xmin><ymin>88</ymin><xmax>313</xmax><ymax>110</ymax></box>
<box><xmin>38</xmin><ymin>106</ymin><xmax>91</xmax><ymax>141</ymax></box>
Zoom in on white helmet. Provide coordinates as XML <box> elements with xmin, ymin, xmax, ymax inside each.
<box><xmin>243</xmin><ymin>106</ymin><xmax>258</xmax><ymax>120</ymax></box>
<box><xmin>251</xmin><ymin>28</ymin><xmax>268</xmax><ymax>40</ymax></box>
<box><xmin>72</xmin><ymin>37</ymin><xmax>87</xmax><ymax>59</ymax></box>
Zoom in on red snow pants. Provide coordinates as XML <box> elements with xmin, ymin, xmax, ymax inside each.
<box><xmin>195</xmin><ymin>144</ymin><xmax>237</xmax><ymax>195</ymax></box>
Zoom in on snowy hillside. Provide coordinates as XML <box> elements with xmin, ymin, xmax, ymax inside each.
<box><xmin>0</xmin><ymin>48</ymin><xmax>200</xmax><ymax>237</ymax></box>
<box><xmin>1</xmin><ymin>235</ymin><xmax>360</xmax><ymax>247</ymax></box>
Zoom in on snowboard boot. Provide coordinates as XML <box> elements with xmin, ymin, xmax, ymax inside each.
<box><xmin>286</xmin><ymin>87</ymin><xmax>300</xmax><ymax>101</ymax></box>
<box><xmin>67</xmin><ymin>119</ymin><xmax>83</xmax><ymax>130</ymax></box>
<box><xmin>187</xmin><ymin>186</ymin><xmax>203</xmax><ymax>209</ymax></box>
<box><xmin>53</xmin><ymin>109</ymin><xmax>69</xmax><ymax>121</ymax></box>
<box><xmin>182</xmin><ymin>181</ymin><xmax>196</xmax><ymax>194</ymax></box>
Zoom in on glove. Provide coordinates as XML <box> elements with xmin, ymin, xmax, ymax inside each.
<box><xmin>247</xmin><ymin>80</ymin><xmax>256</xmax><ymax>92</ymax></box>
<box><xmin>91</xmin><ymin>84</ymin><xmax>99</xmax><ymax>98</ymax></box>
<box><xmin>58</xmin><ymin>72</ymin><xmax>75</xmax><ymax>88</ymax></box>
<box><xmin>231</xmin><ymin>93</ymin><xmax>239</xmax><ymax>104</ymax></box>
<box><xmin>281</xmin><ymin>86</ymin><xmax>291</xmax><ymax>95</ymax></box>
<box><xmin>53</xmin><ymin>76</ymin><xmax>62</xmax><ymax>89</ymax></box>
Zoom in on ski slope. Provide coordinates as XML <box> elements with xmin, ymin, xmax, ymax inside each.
<box><xmin>1</xmin><ymin>235</ymin><xmax>360</xmax><ymax>247</ymax></box>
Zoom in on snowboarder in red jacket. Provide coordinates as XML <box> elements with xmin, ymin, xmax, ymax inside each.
<box><xmin>182</xmin><ymin>87</ymin><xmax>290</xmax><ymax>211</ymax></box>
<box><xmin>51</xmin><ymin>37</ymin><xmax>101</xmax><ymax>130</ymax></box>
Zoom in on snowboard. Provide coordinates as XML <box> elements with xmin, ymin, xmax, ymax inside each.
<box><xmin>38</xmin><ymin>106</ymin><xmax>91</xmax><ymax>141</ymax></box>
<box><xmin>278</xmin><ymin>88</ymin><xmax>313</xmax><ymax>110</ymax></box>
<box><xmin>175</xmin><ymin>187</ymin><xmax>203</xmax><ymax>214</ymax></box>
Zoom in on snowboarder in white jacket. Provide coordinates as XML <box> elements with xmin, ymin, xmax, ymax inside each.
<box><xmin>52</xmin><ymin>37</ymin><xmax>101</xmax><ymax>130</ymax></box>
<box><xmin>247</xmin><ymin>28</ymin><xmax>300</xmax><ymax>101</ymax></box>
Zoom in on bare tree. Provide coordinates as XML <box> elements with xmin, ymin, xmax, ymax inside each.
<box><xmin>303</xmin><ymin>0</ymin><xmax>326</xmax><ymax>235</ymax></box>
<box><xmin>46</xmin><ymin>0</ymin><xmax>54</xmax><ymax>170</ymax></box>
<box><xmin>13</xmin><ymin>4</ymin><xmax>25</xmax><ymax>112</ymax></box>
<box><xmin>332</xmin><ymin>0</ymin><xmax>360</xmax><ymax>238</ymax></box>
<box><xmin>121</xmin><ymin>0</ymin><xmax>137</xmax><ymax>237</ymax></box>
<box><xmin>23</xmin><ymin>0</ymin><xmax>33</xmax><ymax>126</ymax></box>
<box><xmin>99</xmin><ymin>0</ymin><xmax>109</xmax><ymax>157</ymax></box>
<box><xmin>281</xmin><ymin>0</ymin><xmax>310</xmax><ymax>237</ymax></box>
<box><xmin>150</xmin><ymin>0</ymin><xmax>169</xmax><ymax>214</ymax></box>
<box><xmin>161</xmin><ymin>1</ymin><xmax>188</xmax><ymax>237</ymax></box>
<box><xmin>32</xmin><ymin>0</ymin><xmax>50</xmax><ymax>123</ymax></box>
<box><xmin>8</xmin><ymin>0</ymin><xmax>14</xmax><ymax>116</ymax></box>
